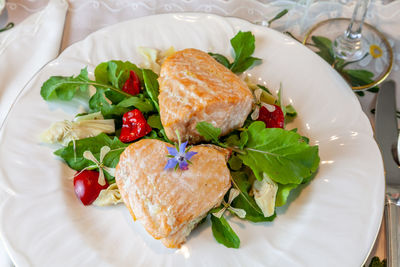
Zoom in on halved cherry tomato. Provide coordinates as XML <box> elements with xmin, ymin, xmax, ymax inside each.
<box><xmin>73</xmin><ymin>170</ymin><xmax>108</xmax><ymax>206</ymax></box>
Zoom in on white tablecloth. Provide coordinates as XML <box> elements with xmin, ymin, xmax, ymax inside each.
<box><xmin>2</xmin><ymin>0</ymin><xmax>400</xmax><ymax>265</ymax></box>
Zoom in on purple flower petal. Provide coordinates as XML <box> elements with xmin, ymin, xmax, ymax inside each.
<box><xmin>179</xmin><ymin>160</ymin><xmax>189</xmax><ymax>170</ymax></box>
<box><xmin>179</xmin><ymin>141</ymin><xmax>188</xmax><ymax>153</ymax></box>
<box><xmin>164</xmin><ymin>158</ymin><xmax>178</xmax><ymax>170</ymax></box>
<box><xmin>166</xmin><ymin>146</ymin><xmax>178</xmax><ymax>157</ymax></box>
<box><xmin>185</xmin><ymin>151</ymin><xmax>198</xmax><ymax>161</ymax></box>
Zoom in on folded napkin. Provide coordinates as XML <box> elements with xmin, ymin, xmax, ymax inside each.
<box><xmin>0</xmin><ymin>0</ymin><xmax>68</xmax><ymax>126</ymax></box>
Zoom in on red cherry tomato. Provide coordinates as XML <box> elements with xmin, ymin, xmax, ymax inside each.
<box><xmin>73</xmin><ymin>170</ymin><xmax>108</xmax><ymax>206</ymax></box>
<box><xmin>258</xmin><ymin>104</ymin><xmax>284</xmax><ymax>128</ymax></box>
<box><xmin>119</xmin><ymin>109</ymin><xmax>152</xmax><ymax>143</ymax></box>
<box><xmin>122</xmin><ymin>70</ymin><xmax>141</xmax><ymax>96</ymax></box>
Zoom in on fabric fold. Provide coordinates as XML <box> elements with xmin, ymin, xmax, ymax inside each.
<box><xmin>0</xmin><ymin>0</ymin><xmax>68</xmax><ymax>125</ymax></box>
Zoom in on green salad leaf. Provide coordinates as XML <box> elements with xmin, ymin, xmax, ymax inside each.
<box><xmin>230</xmin><ymin>31</ymin><xmax>262</xmax><ymax>74</ymax></box>
<box><xmin>276</xmin><ymin>183</ymin><xmax>298</xmax><ymax>207</ymax></box>
<box><xmin>95</xmin><ymin>60</ymin><xmax>143</xmax><ymax>90</ymax></box>
<box><xmin>238</xmin><ymin>121</ymin><xmax>320</xmax><ymax>183</ymax></box>
<box><xmin>208</xmin><ymin>31</ymin><xmax>261</xmax><ymax>74</ymax></box>
<box><xmin>142</xmin><ymin>69</ymin><xmax>160</xmax><ymax>112</ymax></box>
<box><xmin>228</xmin><ymin>155</ymin><xmax>243</xmax><ymax>171</ymax></box>
<box><xmin>208</xmin><ymin>53</ymin><xmax>231</xmax><ymax>68</ymax></box>
<box><xmin>117</xmin><ymin>94</ymin><xmax>155</xmax><ymax>113</ymax></box>
<box><xmin>54</xmin><ymin>133</ymin><xmax>128</xmax><ymax>182</ymax></box>
<box><xmin>210</xmin><ymin>215</ymin><xmax>240</xmax><ymax>248</ymax></box>
<box><xmin>40</xmin><ymin>68</ymin><xmax>90</xmax><ymax>101</ymax></box>
<box><xmin>147</xmin><ymin>115</ymin><xmax>163</xmax><ymax>129</ymax></box>
<box><xmin>196</xmin><ymin>121</ymin><xmax>221</xmax><ymax>143</ymax></box>
<box><xmin>231</xmin><ymin>171</ymin><xmax>276</xmax><ymax>222</ymax></box>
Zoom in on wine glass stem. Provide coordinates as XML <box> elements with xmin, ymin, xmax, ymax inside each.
<box><xmin>333</xmin><ymin>0</ymin><xmax>372</xmax><ymax>61</ymax></box>
<box><xmin>345</xmin><ymin>0</ymin><xmax>371</xmax><ymax>40</ymax></box>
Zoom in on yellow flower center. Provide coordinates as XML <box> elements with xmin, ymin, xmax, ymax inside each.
<box><xmin>370</xmin><ymin>44</ymin><xmax>383</xmax><ymax>59</ymax></box>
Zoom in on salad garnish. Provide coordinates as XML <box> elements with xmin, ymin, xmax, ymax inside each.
<box><xmin>79</xmin><ymin>145</ymin><xmax>115</xmax><ymax>186</ymax></box>
<box><xmin>165</xmin><ymin>131</ymin><xmax>197</xmax><ymax>171</ymax></box>
<box><xmin>212</xmin><ymin>188</ymin><xmax>246</xmax><ymax>219</ymax></box>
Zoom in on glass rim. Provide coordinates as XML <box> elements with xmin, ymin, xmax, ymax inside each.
<box><xmin>302</xmin><ymin>18</ymin><xmax>393</xmax><ymax>91</ymax></box>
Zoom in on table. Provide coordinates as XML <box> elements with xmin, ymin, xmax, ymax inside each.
<box><xmin>2</xmin><ymin>0</ymin><xmax>399</xmax><ymax>265</ymax></box>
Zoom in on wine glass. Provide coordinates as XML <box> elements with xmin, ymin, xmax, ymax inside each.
<box><xmin>303</xmin><ymin>0</ymin><xmax>393</xmax><ymax>91</ymax></box>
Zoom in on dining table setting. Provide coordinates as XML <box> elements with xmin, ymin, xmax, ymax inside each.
<box><xmin>0</xmin><ymin>0</ymin><xmax>400</xmax><ymax>266</ymax></box>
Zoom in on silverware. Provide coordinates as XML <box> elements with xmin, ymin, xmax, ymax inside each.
<box><xmin>375</xmin><ymin>80</ymin><xmax>400</xmax><ymax>267</ymax></box>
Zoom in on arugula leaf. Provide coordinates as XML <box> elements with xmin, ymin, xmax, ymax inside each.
<box><xmin>147</xmin><ymin>115</ymin><xmax>163</xmax><ymax>129</ymax></box>
<box><xmin>210</xmin><ymin>215</ymin><xmax>240</xmax><ymax>248</ymax></box>
<box><xmin>142</xmin><ymin>69</ymin><xmax>160</xmax><ymax>112</ymax></box>
<box><xmin>196</xmin><ymin>122</ymin><xmax>221</xmax><ymax>143</ymax></box>
<box><xmin>95</xmin><ymin>60</ymin><xmax>143</xmax><ymax>90</ymax></box>
<box><xmin>88</xmin><ymin>87</ymin><xmax>129</xmax><ymax>118</ymax></box>
<box><xmin>238</xmin><ymin>121</ymin><xmax>320</xmax><ymax>183</ymax></box>
<box><xmin>54</xmin><ymin>133</ymin><xmax>128</xmax><ymax>182</ymax></box>
<box><xmin>117</xmin><ymin>94</ymin><xmax>155</xmax><ymax>113</ymax></box>
<box><xmin>312</xmin><ymin>36</ymin><xmax>335</xmax><ymax>65</ymax></box>
<box><xmin>228</xmin><ymin>155</ymin><xmax>243</xmax><ymax>171</ymax></box>
<box><xmin>231</xmin><ymin>171</ymin><xmax>276</xmax><ymax>222</ymax></box>
<box><xmin>276</xmin><ymin>183</ymin><xmax>298</xmax><ymax>207</ymax></box>
<box><xmin>208</xmin><ymin>52</ymin><xmax>232</xmax><ymax>68</ymax></box>
<box><xmin>224</xmin><ymin>132</ymin><xmax>247</xmax><ymax>150</ymax></box>
<box><xmin>40</xmin><ymin>68</ymin><xmax>90</xmax><ymax>101</ymax></box>
<box><xmin>230</xmin><ymin>31</ymin><xmax>262</xmax><ymax>74</ymax></box>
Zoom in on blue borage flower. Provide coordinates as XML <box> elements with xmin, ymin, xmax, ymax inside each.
<box><xmin>164</xmin><ymin>131</ymin><xmax>197</xmax><ymax>171</ymax></box>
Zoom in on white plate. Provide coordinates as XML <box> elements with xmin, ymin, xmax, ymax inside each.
<box><xmin>0</xmin><ymin>13</ymin><xmax>384</xmax><ymax>267</ymax></box>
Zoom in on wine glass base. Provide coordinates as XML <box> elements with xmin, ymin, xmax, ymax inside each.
<box><xmin>303</xmin><ymin>18</ymin><xmax>393</xmax><ymax>91</ymax></box>
<box><xmin>333</xmin><ymin>34</ymin><xmax>367</xmax><ymax>62</ymax></box>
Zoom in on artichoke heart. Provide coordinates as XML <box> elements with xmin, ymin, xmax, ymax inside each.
<box><xmin>40</xmin><ymin>112</ymin><xmax>115</xmax><ymax>146</ymax></box>
<box><xmin>93</xmin><ymin>183</ymin><xmax>123</xmax><ymax>206</ymax></box>
<box><xmin>137</xmin><ymin>46</ymin><xmax>175</xmax><ymax>74</ymax></box>
<box><xmin>252</xmin><ymin>173</ymin><xmax>278</xmax><ymax>217</ymax></box>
